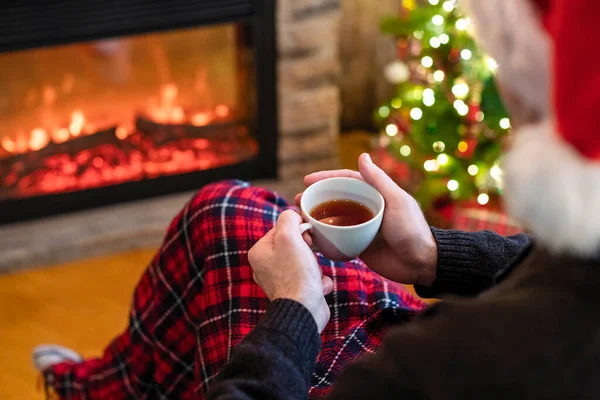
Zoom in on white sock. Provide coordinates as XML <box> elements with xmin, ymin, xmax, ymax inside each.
<box><xmin>33</xmin><ymin>345</ymin><xmax>82</xmax><ymax>371</ymax></box>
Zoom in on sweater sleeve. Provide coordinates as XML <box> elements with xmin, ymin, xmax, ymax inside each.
<box><xmin>324</xmin><ymin>328</ymin><xmax>427</xmax><ymax>400</ymax></box>
<box><xmin>415</xmin><ymin>228</ymin><xmax>530</xmax><ymax>298</ymax></box>
<box><xmin>206</xmin><ymin>299</ymin><xmax>320</xmax><ymax>400</ymax></box>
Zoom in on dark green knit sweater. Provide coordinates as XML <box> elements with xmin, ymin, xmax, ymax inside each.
<box><xmin>213</xmin><ymin>229</ymin><xmax>600</xmax><ymax>400</ymax></box>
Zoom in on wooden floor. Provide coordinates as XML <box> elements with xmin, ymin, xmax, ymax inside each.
<box><xmin>0</xmin><ymin>249</ymin><xmax>155</xmax><ymax>400</ymax></box>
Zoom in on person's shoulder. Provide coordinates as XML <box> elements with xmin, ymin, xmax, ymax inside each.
<box><xmin>379</xmin><ymin>290</ymin><xmax>600</xmax><ymax>398</ymax></box>
<box><xmin>365</xmin><ymin>299</ymin><xmax>521</xmax><ymax>395</ymax></box>
<box><xmin>392</xmin><ymin>292</ymin><xmax>550</xmax><ymax>348</ymax></box>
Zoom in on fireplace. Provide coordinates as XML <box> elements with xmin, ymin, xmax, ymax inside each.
<box><xmin>0</xmin><ymin>0</ymin><xmax>343</xmax><ymax>270</ymax></box>
<box><xmin>0</xmin><ymin>0</ymin><xmax>277</xmax><ymax>224</ymax></box>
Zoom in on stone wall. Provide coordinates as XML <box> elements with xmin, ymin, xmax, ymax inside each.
<box><xmin>339</xmin><ymin>0</ymin><xmax>400</xmax><ymax>130</ymax></box>
<box><xmin>277</xmin><ymin>0</ymin><xmax>342</xmax><ymax>179</ymax></box>
<box><xmin>278</xmin><ymin>0</ymin><xmax>403</xmax><ymax>134</ymax></box>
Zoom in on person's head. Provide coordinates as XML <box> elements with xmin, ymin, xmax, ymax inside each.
<box><xmin>464</xmin><ymin>0</ymin><xmax>600</xmax><ymax>257</ymax></box>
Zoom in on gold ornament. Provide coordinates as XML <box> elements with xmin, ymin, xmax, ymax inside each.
<box><xmin>403</xmin><ymin>0</ymin><xmax>417</xmax><ymax>11</ymax></box>
<box><xmin>433</xmin><ymin>141</ymin><xmax>446</xmax><ymax>153</ymax></box>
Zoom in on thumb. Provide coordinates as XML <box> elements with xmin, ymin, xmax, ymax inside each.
<box><xmin>358</xmin><ymin>153</ymin><xmax>407</xmax><ymax>201</ymax></box>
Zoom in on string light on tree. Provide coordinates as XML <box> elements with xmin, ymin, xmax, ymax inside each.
<box><xmin>455</xmin><ymin>18</ymin><xmax>468</xmax><ymax>30</ymax></box>
<box><xmin>468</xmin><ymin>164</ymin><xmax>479</xmax><ymax>176</ymax></box>
<box><xmin>379</xmin><ymin>106</ymin><xmax>390</xmax><ymax>118</ymax></box>
<box><xmin>391</xmin><ymin>98</ymin><xmax>402</xmax><ymax>109</ymax></box>
<box><xmin>423</xmin><ymin>88</ymin><xmax>435</xmax><ymax>106</ymax></box>
<box><xmin>476</xmin><ymin>111</ymin><xmax>485</xmax><ymax>121</ymax></box>
<box><xmin>458</xmin><ymin>141</ymin><xmax>469</xmax><ymax>152</ymax></box>
<box><xmin>452</xmin><ymin>81</ymin><xmax>470</xmax><ymax>99</ymax></box>
<box><xmin>500</xmin><ymin>118</ymin><xmax>511</xmax><ymax>129</ymax></box>
<box><xmin>437</xmin><ymin>153</ymin><xmax>450</xmax><ymax>165</ymax></box>
<box><xmin>379</xmin><ymin>135</ymin><xmax>390</xmax><ymax>148</ymax></box>
<box><xmin>486</xmin><ymin>57</ymin><xmax>499</xmax><ymax>72</ymax></box>
<box><xmin>490</xmin><ymin>163</ymin><xmax>502</xmax><ymax>180</ymax></box>
<box><xmin>384</xmin><ymin>61</ymin><xmax>410</xmax><ymax>84</ymax></box>
<box><xmin>439</xmin><ymin>33</ymin><xmax>450</xmax><ymax>44</ymax></box>
<box><xmin>403</xmin><ymin>0</ymin><xmax>417</xmax><ymax>10</ymax></box>
<box><xmin>433</xmin><ymin>70</ymin><xmax>445</xmax><ymax>82</ymax></box>
<box><xmin>447</xmin><ymin>179</ymin><xmax>459</xmax><ymax>191</ymax></box>
<box><xmin>424</xmin><ymin>159</ymin><xmax>440</xmax><ymax>172</ymax></box>
<box><xmin>442</xmin><ymin>1</ymin><xmax>455</xmax><ymax>12</ymax></box>
<box><xmin>385</xmin><ymin>123</ymin><xmax>399</xmax><ymax>137</ymax></box>
<box><xmin>400</xmin><ymin>145</ymin><xmax>412</xmax><ymax>157</ymax></box>
<box><xmin>413</xmin><ymin>30</ymin><xmax>424</xmax><ymax>39</ymax></box>
<box><xmin>477</xmin><ymin>193</ymin><xmax>490</xmax><ymax>205</ymax></box>
<box><xmin>421</xmin><ymin>56</ymin><xmax>434</xmax><ymax>68</ymax></box>
<box><xmin>432</xmin><ymin>15</ymin><xmax>445</xmax><ymax>25</ymax></box>
<box><xmin>453</xmin><ymin>99</ymin><xmax>466</xmax><ymax>113</ymax></box>
<box><xmin>430</xmin><ymin>37</ymin><xmax>441</xmax><ymax>48</ymax></box>
<box><xmin>428</xmin><ymin>0</ymin><xmax>440</xmax><ymax>4</ymax></box>
<box><xmin>410</xmin><ymin>107</ymin><xmax>424</xmax><ymax>120</ymax></box>
<box><xmin>411</xmin><ymin>87</ymin><xmax>424</xmax><ymax>101</ymax></box>
<box><xmin>461</xmin><ymin>49</ymin><xmax>473</xmax><ymax>60</ymax></box>
<box><xmin>453</xmin><ymin>99</ymin><xmax>469</xmax><ymax>116</ymax></box>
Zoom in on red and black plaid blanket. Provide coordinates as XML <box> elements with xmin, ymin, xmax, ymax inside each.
<box><xmin>44</xmin><ymin>180</ymin><xmax>426</xmax><ymax>399</ymax></box>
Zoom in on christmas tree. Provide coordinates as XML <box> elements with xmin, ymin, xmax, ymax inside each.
<box><xmin>375</xmin><ymin>0</ymin><xmax>510</xmax><ymax>213</ymax></box>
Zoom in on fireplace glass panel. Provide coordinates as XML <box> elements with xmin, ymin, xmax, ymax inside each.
<box><xmin>0</xmin><ymin>23</ymin><xmax>257</xmax><ymax>201</ymax></box>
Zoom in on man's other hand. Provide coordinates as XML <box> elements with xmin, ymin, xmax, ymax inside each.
<box><xmin>248</xmin><ymin>210</ymin><xmax>333</xmax><ymax>333</ymax></box>
<box><xmin>296</xmin><ymin>153</ymin><xmax>438</xmax><ymax>287</ymax></box>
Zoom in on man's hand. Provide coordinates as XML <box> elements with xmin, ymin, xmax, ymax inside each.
<box><xmin>248</xmin><ymin>210</ymin><xmax>334</xmax><ymax>333</ymax></box>
<box><xmin>296</xmin><ymin>153</ymin><xmax>438</xmax><ymax>287</ymax></box>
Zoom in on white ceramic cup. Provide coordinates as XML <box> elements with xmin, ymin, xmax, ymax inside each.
<box><xmin>299</xmin><ymin>177</ymin><xmax>385</xmax><ymax>261</ymax></box>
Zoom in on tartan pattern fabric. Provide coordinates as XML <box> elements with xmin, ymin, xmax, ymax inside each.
<box><xmin>44</xmin><ymin>180</ymin><xmax>426</xmax><ymax>399</ymax></box>
<box><xmin>453</xmin><ymin>206</ymin><xmax>522</xmax><ymax>236</ymax></box>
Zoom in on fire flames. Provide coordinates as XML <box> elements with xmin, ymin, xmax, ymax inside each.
<box><xmin>0</xmin><ymin>83</ymin><xmax>232</xmax><ymax>156</ymax></box>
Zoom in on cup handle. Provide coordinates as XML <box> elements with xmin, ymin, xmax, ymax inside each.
<box><xmin>299</xmin><ymin>223</ymin><xmax>313</xmax><ymax>235</ymax></box>
<box><xmin>299</xmin><ymin>223</ymin><xmax>319</xmax><ymax>252</ymax></box>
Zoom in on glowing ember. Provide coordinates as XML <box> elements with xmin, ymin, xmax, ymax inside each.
<box><xmin>151</xmin><ymin>108</ymin><xmax>168</xmax><ymax>123</ymax></box>
<box><xmin>172</xmin><ymin>106</ymin><xmax>185</xmax><ymax>124</ymax></box>
<box><xmin>29</xmin><ymin>128</ymin><xmax>50</xmax><ymax>151</ymax></box>
<box><xmin>69</xmin><ymin>111</ymin><xmax>85</xmax><ymax>136</ymax></box>
<box><xmin>147</xmin><ymin>84</ymin><xmax>225</xmax><ymax>126</ymax></box>
<box><xmin>115</xmin><ymin>126</ymin><xmax>129</xmax><ymax>140</ymax></box>
<box><xmin>53</xmin><ymin>128</ymin><xmax>70</xmax><ymax>144</ymax></box>
<box><xmin>215</xmin><ymin>104</ymin><xmax>230</xmax><ymax>118</ymax></box>
<box><xmin>1</xmin><ymin>137</ymin><xmax>15</xmax><ymax>153</ymax></box>
<box><xmin>193</xmin><ymin>139</ymin><xmax>210</xmax><ymax>150</ymax></box>
<box><xmin>0</xmin><ymin>131</ymin><xmax>258</xmax><ymax>200</ymax></box>
<box><xmin>15</xmin><ymin>133</ymin><xmax>28</xmax><ymax>153</ymax></box>
<box><xmin>191</xmin><ymin>112</ymin><xmax>212</xmax><ymax>126</ymax></box>
<box><xmin>92</xmin><ymin>157</ymin><xmax>104</xmax><ymax>168</ymax></box>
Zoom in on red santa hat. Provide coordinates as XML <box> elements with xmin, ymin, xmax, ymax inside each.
<box><xmin>463</xmin><ymin>0</ymin><xmax>600</xmax><ymax>256</ymax></box>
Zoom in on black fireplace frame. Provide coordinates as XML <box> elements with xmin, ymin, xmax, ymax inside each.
<box><xmin>0</xmin><ymin>0</ymin><xmax>277</xmax><ymax>225</ymax></box>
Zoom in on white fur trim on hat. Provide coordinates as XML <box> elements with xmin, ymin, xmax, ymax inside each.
<box><xmin>460</xmin><ymin>0</ymin><xmax>551</xmax><ymax>118</ymax></box>
<box><xmin>503</xmin><ymin>119</ymin><xmax>600</xmax><ymax>256</ymax></box>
